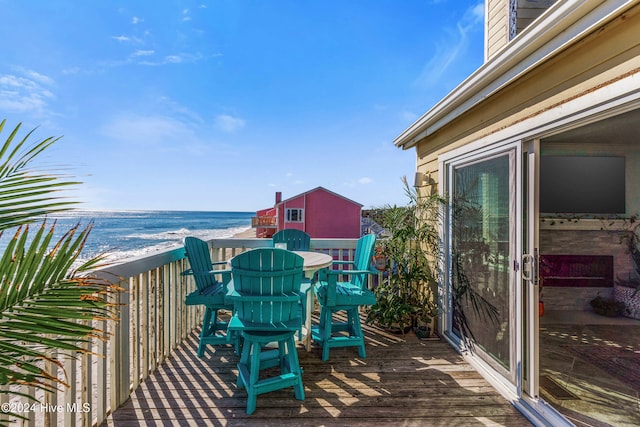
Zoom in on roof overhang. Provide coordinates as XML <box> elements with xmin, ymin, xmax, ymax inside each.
<box><xmin>394</xmin><ymin>0</ymin><xmax>636</xmax><ymax>150</ymax></box>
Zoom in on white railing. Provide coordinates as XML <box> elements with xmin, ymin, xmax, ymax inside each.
<box><xmin>2</xmin><ymin>238</ymin><xmax>381</xmax><ymax>426</ymax></box>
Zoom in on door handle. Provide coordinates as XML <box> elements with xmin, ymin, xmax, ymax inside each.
<box><xmin>533</xmin><ymin>248</ymin><xmax>540</xmax><ymax>286</ymax></box>
<box><xmin>522</xmin><ymin>254</ymin><xmax>533</xmax><ymax>282</ymax></box>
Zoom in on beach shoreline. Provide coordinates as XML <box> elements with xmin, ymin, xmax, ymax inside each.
<box><xmin>232</xmin><ymin>227</ymin><xmax>257</xmax><ymax>239</ymax></box>
<box><xmin>221</xmin><ymin>227</ymin><xmax>260</xmax><ymax>259</ymax></box>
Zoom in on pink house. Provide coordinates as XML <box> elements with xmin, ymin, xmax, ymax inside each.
<box><xmin>252</xmin><ymin>187</ymin><xmax>362</xmax><ymax>239</ymax></box>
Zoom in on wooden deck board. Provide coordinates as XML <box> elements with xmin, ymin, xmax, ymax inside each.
<box><xmin>103</xmin><ymin>317</ymin><xmax>532</xmax><ymax>426</ymax></box>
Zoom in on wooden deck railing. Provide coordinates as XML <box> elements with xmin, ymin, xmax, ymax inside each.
<box><xmin>2</xmin><ymin>237</ymin><xmax>381</xmax><ymax>427</ymax></box>
<box><xmin>250</xmin><ymin>216</ymin><xmax>277</xmax><ymax>227</ymax></box>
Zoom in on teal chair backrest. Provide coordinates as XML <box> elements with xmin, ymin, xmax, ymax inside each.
<box><xmin>351</xmin><ymin>234</ymin><xmax>376</xmax><ymax>289</ymax></box>
<box><xmin>230</xmin><ymin>248</ymin><xmax>304</xmax><ymax>328</ymax></box>
<box><xmin>273</xmin><ymin>229</ymin><xmax>311</xmax><ymax>251</ymax></box>
<box><xmin>184</xmin><ymin>236</ymin><xmax>228</xmax><ymax>291</ymax></box>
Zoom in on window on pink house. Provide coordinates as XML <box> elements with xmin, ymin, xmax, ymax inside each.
<box><xmin>285</xmin><ymin>208</ymin><xmax>304</xmax><ymax>223</ymax></box>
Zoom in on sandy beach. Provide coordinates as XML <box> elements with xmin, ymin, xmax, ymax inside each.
<box><xmin>216</xmin><ymin>227</ymin><xmax>261</xmax><ymax>260</ymax></box>
<box><xmin>233</xmin><ymin>227</ymin><xmax>257</xmax><ymax>239</ymax></box>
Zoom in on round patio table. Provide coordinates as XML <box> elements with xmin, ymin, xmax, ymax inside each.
<box><xmin>293</xmin><ymin>251</ymin><xmax>333</xmax><ymax>351</ymax></box>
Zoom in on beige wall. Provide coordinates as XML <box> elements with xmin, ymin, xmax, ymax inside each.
<box><xmin>486</xmin><ymin>0</ymin><xmax>509</xmax><ymax>59</ymax></box>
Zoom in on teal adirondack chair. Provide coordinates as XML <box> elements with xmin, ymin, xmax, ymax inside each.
<box><xmin>182</xmin><ymin>236</ymin><xmax>237</xmax><ymax>357</ymax></box>
<box><xmin>228</xmin><ymin>248</ymin><xmax>305</xmax><ymax>415</ymax></box>
<box><xmin>273</xmin><ymin>229</ymin><xmax>311</xmax><ymax>251</ymax></box>
<box><xmin>273</xmin><ymin>228</ymin><xmax>313</xmax><ymax>338</ymax></box>
<box><xmin>313</xmin><ymin>234</ymin><xmax>377</xmax><ymax>361</ymax></box>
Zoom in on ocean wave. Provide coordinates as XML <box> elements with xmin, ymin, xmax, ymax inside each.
<box><xmin>89</xmin><ymin>226</ymin><xmax>252</xmax><ymax>264</ymax></box>
<box><xmin>2</xmin><ymin>211</ymin><xmax>254</xmax><ymax>268</ymax></box>
<box><xmin>127</xmin><ymin>227</ymin><xmax>193</xmax><ymax>240</ymax></box>
<box><xmin>126</xmin><ymin>226</ymin><xmax>249</xmax><ymax>241</ymax></box>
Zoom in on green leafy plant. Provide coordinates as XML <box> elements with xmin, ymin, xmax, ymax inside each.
<box><xmin>366</xmin><ymin>178</ymin><xmax>441</xmax><ymax>334</ymax></box>
<box><xmin>0</xmin><ymin>120</ymin><xmax>120</xmax><ymax>425</ymax></box>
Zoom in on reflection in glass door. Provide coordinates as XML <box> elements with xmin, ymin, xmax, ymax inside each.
<box><xmin>446</xmin><ymin>147</ymin><xmax>518</xmax><ymax>386</ymax></box>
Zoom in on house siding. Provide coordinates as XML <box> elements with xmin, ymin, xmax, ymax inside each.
<box><xmin>304</xmin><ymin>190</ymin><xmax>361</xmax><ymax>238</ymax></box>
<box><xmin>486</xmin><ymin>0</ymin><xmax>510</xmax><ymax>60</ymax></box>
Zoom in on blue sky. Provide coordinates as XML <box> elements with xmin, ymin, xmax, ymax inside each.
<box><xmin>0</xmin><ymin>0</ymin><xmax>484</xmax><ymax>212</ymax></box>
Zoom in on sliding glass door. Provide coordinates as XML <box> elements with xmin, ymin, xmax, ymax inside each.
<box><xmin>442</xmin><ymin>142</ymin><xmax>521</xmax><ymax>392</ymax></box>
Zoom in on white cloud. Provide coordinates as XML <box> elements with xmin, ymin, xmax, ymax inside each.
<box><xmin>164</xmin><ymin>55</ymin><xmax>183</xmax><ymax>63</ymax></box>
<box><xmin>0</xmin><ymin>71</ymin><xmax>55</xmax><ymax>115</ymax></box>
<box><xmin>134</xmin><ymin>52</ymin><xmax>208</xmax><ymax>67</ymax></box>
<box><xmin>24</xmin><ymin>70</ymin><xmax>54</xmax><ymax>86</ymax></box>
<box><xmin>62</xmin><ymin>67</ymin><xmax>81</xmax><ymax>75</ymax></box>
<box><xmin>131</xmin><ymin>16</ymin><xmax>143</xmax><ymax>24</ymax></box>
<box><xmin>343</xmin><ymin>176</ymin><xmax>374</xmax><ymax>188</ymax></box>
<box><xmin>414</xmin><ymin>1</ymin><xmax>484</xmax><ymax>89</ymax></box>
<box><xmin>102</xmin><ymin>114</ymin><xmax>197</xmax><ymax>148</ymax></box>
<box><xmin>112</xmin><ymin>34</ymin><xmax>144</xmax><ymax>45</ymax></box>
<box><xmin>132</xmin><ymin>50</ymin><xmax>154</xmax><ymax>57</ymax></box>
<box><xmin>214</xmin><ymin>114</ymin><xmax>246</xmax><ymax>133</ymax></box>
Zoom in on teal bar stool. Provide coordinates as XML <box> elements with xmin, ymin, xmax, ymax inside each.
<box><xmin>228</xmin><ymin>248</ymin><xmax>305</xmax><ymax>415</ymax></box>
<box><xmin>313</xmin><ymin>234</ymin><xmax>377</xmax><ymax>361</ymax></box>
<box><xmin>182</xmin><ymin>236</ymin><xmax>237</xmax><ymax>357</ymax></box>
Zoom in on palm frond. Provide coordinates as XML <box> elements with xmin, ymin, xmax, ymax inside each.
<box><xmin>0</xmin><ymin>221</ymin><xmax>120</xmax><ymax>392</ymax></box>
<box><xmin>0</xmin><ymin>120</ymin><xmax>80</xmax><ymax>231</ymax></box>
<box><xmin>0</xmin><ymin>120</ymin><xmax>122</xmax><ymax>426</ymax></box>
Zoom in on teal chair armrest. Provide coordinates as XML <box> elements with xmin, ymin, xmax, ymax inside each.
<box><xmin>181</xmin><ymin>267</ymin><xmax>232</xmax><ymax>276</ymax></box>
<box><xmin>331</xmin><ymin>260</ymin><xmax>356</xmax><ymax>268</ymax></box>
<box><xmin>316</xmin><ymin>268</ymin><xmax>375</xmax><ymax>307</ymax></box>
<box><xmin>324</xmin><ymin>269</ymin><xmax>372</xmax><ymax>276</ymax></box>
<box><xmin>317</xmin><ymin>268</ymin><xmax>373</xmax><ymax>281</ymax></box>
<box><xmin>300</xmin><ymin>280</ymin><xmax>312</xmax><ymax>296</ymax></box>
<box><xmin>182</xmin><ymin>268</ymin><xmax>232</xmax><ymax>284</ymax></box>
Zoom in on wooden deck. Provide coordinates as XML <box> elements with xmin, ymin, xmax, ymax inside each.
<box><xmin>103</xmin><ymin>316</ymin><xmax>532</xmax><ymax>426</ymax></box>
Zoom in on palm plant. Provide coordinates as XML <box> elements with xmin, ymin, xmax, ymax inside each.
<box><xmin>0</xmin><ymin>120</ymin><xmax>119</xmax><ymax>425</ymax></box>
<box><xmin>366</xmin><ymin>178</ymin><xmax>442</xmax><ymax>334</ymax></box>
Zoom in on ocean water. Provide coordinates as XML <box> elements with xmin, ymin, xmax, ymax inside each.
<box><xmin>1</xmin><ymin>210</ymin><xmax>254</xmax><ymax>263</ymax></box>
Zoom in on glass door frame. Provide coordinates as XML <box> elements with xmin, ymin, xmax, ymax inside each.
<box><xmin>438</xmin><ymin>139</ymin><xmax>524</xmax><ymax>398</ymax></box>
<box><xmin>522</xmin><ymin>139</ymin><xmax>540</xmax><ymax>400</ymax></box>
<box><xmin>520</xmin><ymin>141</ymin><xmax>578</xmax><ymax>426</ymax></box>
